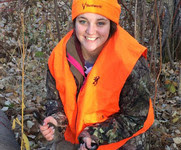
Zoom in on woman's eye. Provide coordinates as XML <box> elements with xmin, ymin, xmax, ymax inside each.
<box><xmin>79</xmin><ymin>20</ymin><xmax>86</xmax><ymax>24</ymax></box>
<box><xmin>97</xmin><ymin>22</ymin><xmax>105</xmax><ymax>26</ymax></box>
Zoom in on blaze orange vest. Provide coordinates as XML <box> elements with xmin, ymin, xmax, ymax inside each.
<box><xmin>48</xmin><ymin>25</ymin><xmax>154</xmax><ymax>150</ymax></box>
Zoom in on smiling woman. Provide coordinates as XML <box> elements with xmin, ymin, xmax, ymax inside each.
<box><xmin>38</xmin><ymin>0</ymin><xmax>154</xmax><ymax>150</ymax></box>
<box><xmin>75</xmin><ymin>13</ymin><xmax>110</xmax><ymax>63</ymax></box>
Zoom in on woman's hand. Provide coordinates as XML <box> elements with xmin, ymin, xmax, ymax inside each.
<box><xmin>39</xmin><ymin>116</ymin><xmax>58</xmax><ymax>141</ymax></box>
<box><xmin>78</xmin><ymin>130</ymin><xmax>98</xmax><ymax>150</ymax></box>
<box><xmin>79</xmin><ymin>137</ymin><xmax>92</xmax><ymax>150</ymax></box>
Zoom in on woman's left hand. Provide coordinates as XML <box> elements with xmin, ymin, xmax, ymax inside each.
<box><xmin>79</xmin><ymin>137</ymin><xmax>92</xmax><ymax>150</ymax></box>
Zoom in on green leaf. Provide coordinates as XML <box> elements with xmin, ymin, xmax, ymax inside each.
<box><xmin>99</xmin><ymin>128</ymin><xmax>104</xmax><ymax>134</ymax></box>
<box><xmin>172</xmin><ymin>116</ymin><xmax>179</xmax><ymax>123</ymax></box>
<box><xmin>5</xmin><ymin>103</ymin><xmax>14</xmax><ymax>108</ymax></box>
<box><xmin>169</xmin><ymin>84</ymin><xmax>176</xmax><ymax>93</ymax></box>
<box><xmin>35</xmin><ymin>51</ymin><xmax>44</xmax><ymax>57</ymax></box>
<box><xmin>146</xmin><ymin>0</ymin><xmax>153</xmax><ymax>3</ymax></box>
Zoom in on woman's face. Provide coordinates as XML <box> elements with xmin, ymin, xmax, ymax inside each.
<box><xmin>75</xmin><ymin>13</ymin><xmax>110</xmax><ymax>54</ymax></box>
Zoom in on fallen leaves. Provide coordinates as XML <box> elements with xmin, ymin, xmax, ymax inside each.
<box><xmin>173</xmin><ymin>137</ymin><xmax>181</xmax><ymax>145</ymax></box>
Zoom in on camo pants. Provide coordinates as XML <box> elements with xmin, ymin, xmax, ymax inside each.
<box><xmin>119</xmin><ymin>132</ymin><xmax>150</xmax><ymax>150</ymax></box>
<box><xmin>45</xmin><ymin>132</ymin><xmax>149</xmax><ymax>150</ymax></box>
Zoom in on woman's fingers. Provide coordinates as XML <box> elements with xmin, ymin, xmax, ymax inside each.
<box><xmin>44</xmin><ymin>127</ymin><xmax>55</xmax><ymax>141</ymax></box>
<box><xmin>79</xmin><ymin>137</ymin><xmax>93</xmax><ymax>150</ymax></box>
<box><xmin>41</xmin><ymin>126</ymin><xmax>54</xmax><ymax>136</ymax></box>
<box><xmin>44</xmin><ymin>116</ymin><xmax>58</xmax><ymax>126</ymax></box>
<box><xmin>39</xmin><ymin>116</ymin><xmax>58</xmax><ymax>141</ymax></box>
<box><xmin>83</xmin><ymin>137</ymin><xmax>92</xmax><ymax>149</ymax></box>
<box><xmin>40</xmin><ymin>125</ymin><xmax>55</xmax><ymax>141</ymax></box>
<box><xmin>39</xmin><ymin>124</ymin><xmax>48</xmax><ymax>131</ymax></box>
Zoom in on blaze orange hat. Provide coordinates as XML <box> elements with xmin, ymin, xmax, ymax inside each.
<box><xmin>72</xmin><ymin>0</ymin><xmax>121</xmax><ymax>24</ymax></box>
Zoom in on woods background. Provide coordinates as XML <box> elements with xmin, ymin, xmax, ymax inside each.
<box><xmin>0</xmin><ymin>0</ymin><xmax>181</xmax><ymax>149</ymax></box>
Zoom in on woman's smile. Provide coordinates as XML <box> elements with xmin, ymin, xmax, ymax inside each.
<box><xmin>85</xmin><ymin>37</ymin><xmax>97</xmax><ymax>41</ymax></box>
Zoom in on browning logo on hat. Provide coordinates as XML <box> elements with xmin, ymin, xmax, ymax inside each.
<box><xmin>82</xmin><ymin>2</ymin><xmax>102</xmax><ymax>10</ymax></box>
<box><xmin>72</xmin><ymin>0</ymin><xmax>121</xmax><ymax>24</ymax></box>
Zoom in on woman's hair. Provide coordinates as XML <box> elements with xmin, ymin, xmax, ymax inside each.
<box><xmin>109</xmin><ymin>21</ymin><xmax>117</xmax><ymax>37</ymax></box>
<box><xmin>73</xmin><ymin>19</ymin><xmax>117</xmax><ymax>38</ymax></box>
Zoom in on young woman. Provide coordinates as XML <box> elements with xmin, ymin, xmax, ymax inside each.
<box><xmin>40</xmin><ymin>0</ymin><xmax>154</xmax><ymax>150</ymax></box>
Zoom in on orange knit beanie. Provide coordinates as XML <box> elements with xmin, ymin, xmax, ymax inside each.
<box><xmin>72</xmin><ymin>0</ymin><xmax>121</xmax><ymax>24</ymax></box>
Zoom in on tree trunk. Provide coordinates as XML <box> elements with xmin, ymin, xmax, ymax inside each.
<box><xmin>179</xmin><ymin>65</ymin><xmax>181</xmax><ymax>96</ymax></box>
<box><xmin>161</xmin><ymin>0</ymin><xmax>180</xmax><ymax>62</ymax></box>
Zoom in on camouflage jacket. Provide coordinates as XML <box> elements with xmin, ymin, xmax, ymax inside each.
<box><xmin>45</xmin><ymin>37</ymin><xmax>151</xmax><ymax>150</ymax></box>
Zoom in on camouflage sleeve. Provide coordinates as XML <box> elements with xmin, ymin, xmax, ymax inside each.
<box><xmin>79</xmin><ymin>56</ymin><xmax>151</xmax><ymax>146</ymax></box>
<box><xmin>45</xmin><ymin>67</ymin><xmax>68</xmax><ymax>128</ymax></box>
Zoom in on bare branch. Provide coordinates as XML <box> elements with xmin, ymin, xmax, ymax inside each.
<box><xmin>179</xmin><ymin>65</ymin><xmax>181</xmax><ymax>96</ymax></box>
<box><xmin>54</xmin><ymin>0</ymin><xmax>61</xmax><ymax>41</ymax></box>
<box><xmin>118</xmin><ymin>0</ymin><xmax>135</xmax><ymax>21</ymax></box>
<box><xmin>153</xmin><ymin>0</ymin><xmax>162</xmax><ymax>107</ymax></box>
<box><xmin>134</xmin><ymin>0</ymin><xmax>138</xmax><ymax>39</ymax></box>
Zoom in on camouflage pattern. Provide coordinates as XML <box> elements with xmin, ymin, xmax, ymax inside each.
<box><xmin>44</xmin><ymin>37</ymin><xmax>152</xmax><ymax>149</ymax></box>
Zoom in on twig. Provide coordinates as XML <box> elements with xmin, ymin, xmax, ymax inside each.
<box><xmin>166</xmin><ymin>38</ymin><xmax>174</xmax><ymax>68</ymax></box>
<box><xmin>150</xmin><ymin>20</ymin><xmax>158</xmax><ymax>80</ymax></box>
<box><xmin>170</xmin><ymin>0</ymin><xmax>181</xmax><ymax>32</ymax></box>
<box><xmin>153</xmin><ymin>0</ymin><xmax>162</xmax><ymax>107</ymax></box>
<box><xmin>169</xmin><ymin>0</ymin><xmax>181</xmax><ymax>63</ymax></box>
<box><xmin>118</xmin><ymin>0</ymin><xmax>135</xmax><ymax>21</ymax></box>
<box><xmin>149</xmin><ymin>1</ymin><xmax>163</xmax><ymax>149</ymax></box>
<box><xmin>134</xmin><ymin>0</ymin><xmax>138</xmax><ymax>39</ymax></box>
<box><xmin>0</xmin><ymin>8</ymin><xmax>14</xmax><ymax>12</ymax></box>
<box><xmin>165</xmin><ymin>1</ymin><xmax>175</xmax><ymax>68</ymax></box>
<box><xmin>179</xmin><ymin>63</ymin><xmax>181</xmax><ymax>96</ymax></box>
<box><xmin>170</xmin><ymin>26</ymin><xmax>181</xmax><ymax>38</ymax></box>
<box><xmin>0</xmin><ymin>0</ymin><xmax>15</xmax><ymax>3</ymax></box>
<box><xmin>54</xmin><ymin>0</ymin><xmax>61</xmax><ymax>41</ymax></box>
<box><xmin>0</xmin><ymin>0</ymin><xmax>16</xmax><ymax>12</ymax></box>
<box><xmin>48</xmin><ymin>22</ymin><xmax>55</xmax><ymax>42</ymax></box>
<box><xmin>20</xmin><ymin>12</ymin><xmax>25</xmax><ymax>150</ymax></box>
<box><xmin>141</xmin><ymin>0</ymin><xmax>146</xmax><ymax>44</ymax></box>
<box><xmin>175</xmin><ymin>37</ymin><xmax>181</xmax><ymax>59</ymax></box>
<box><xmin>61</xmin><ymin>0</ymin><xmax>72</xmax><ymax>10</ymax></box>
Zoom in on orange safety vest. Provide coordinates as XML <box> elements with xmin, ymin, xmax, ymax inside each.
<box><xmin>48</xmin><ymin>25</ymin><xmax>154</xmax><ymax>150</ymax></box>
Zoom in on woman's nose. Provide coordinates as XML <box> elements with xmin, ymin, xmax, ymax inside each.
<box><xmin>86</xmin><ymin>24</ymin><xmax>96</xmax><ymax>35</ymax></box>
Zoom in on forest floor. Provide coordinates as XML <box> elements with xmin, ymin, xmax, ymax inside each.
<box><xmin>0</xmin><ymin>0</ymin><xmax>181</xmax><ymax>150</ymax></box>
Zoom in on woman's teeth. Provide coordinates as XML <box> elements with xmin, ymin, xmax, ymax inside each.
<box><xmin>86</xmin><ymin>37</ymin><xmax>97</xmax><ymax>41</ymax></box>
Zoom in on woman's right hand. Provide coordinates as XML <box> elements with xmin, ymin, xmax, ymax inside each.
<box><xmin>39</xmin><ymin>116</ymin><xmax>58</xmax><ymax>141</ymax></box>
